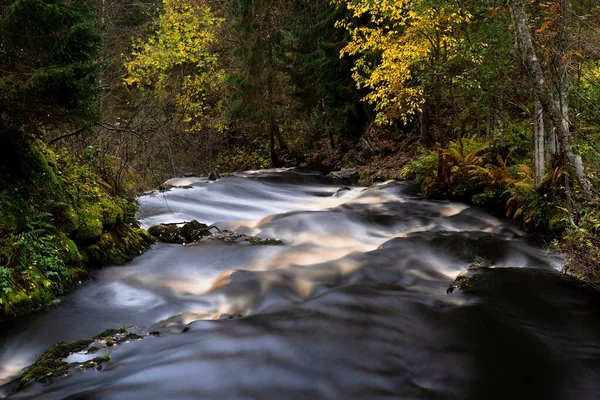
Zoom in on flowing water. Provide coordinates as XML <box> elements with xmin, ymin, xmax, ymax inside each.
<box><xmin>1</xmin><ymin>169</ymin><xmax>600</xmax><ymax>399</ymax></box>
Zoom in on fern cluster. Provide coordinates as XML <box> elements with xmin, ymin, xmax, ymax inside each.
<box><xmin>402</xmin><ymin>135</ymin><xmax>569</xmax><ymax>231</ymax></box>
<box><xmin>401</xmin><ymin>135</ymin><xmax>496</xmax><ymax>200</ymax></box>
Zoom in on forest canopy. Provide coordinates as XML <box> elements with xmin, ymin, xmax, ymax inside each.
<box><xmin>1</xmin><ymin>0</ymin><xmax>600</xmax><ymax>317</ymax></box>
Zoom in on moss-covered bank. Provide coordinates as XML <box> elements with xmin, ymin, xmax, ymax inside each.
<box><xmin>0</xmin><ymin>132</ymin><xmax>153</xmax><ymax>321</ymax></box>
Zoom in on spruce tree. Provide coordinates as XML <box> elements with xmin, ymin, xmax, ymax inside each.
<box><xmin>0</xmin><ymin>0</ymin><xmax>104</xmax><ymax>133</ymax></box>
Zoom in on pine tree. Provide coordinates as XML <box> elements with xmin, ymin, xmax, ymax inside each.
<box><xmin>0</xmin><ymin>0</ymin><xmax>104</xmax><ymax>133</ymax></box>
<box><xmin>289</xmin><ymin>0</ymin><xmax>368</xmax><ymax>146</ymax></box>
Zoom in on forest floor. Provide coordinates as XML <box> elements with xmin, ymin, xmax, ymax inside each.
<box><xmin>303</xmin><ymin>132</ymin><xmax>421</xmax><ymax>184</ymax></box>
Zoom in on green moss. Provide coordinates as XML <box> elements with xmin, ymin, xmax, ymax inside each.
<box><xmin>83</xmin><ymin>225</ymin><xmax>153</xmax><ymax>267</ymax></box>
<box><xmin>73</xmin><ymin>200</ymin><xmax>104</xmax><ymax>242</ymax></box>
<box><xmin>98</xmin><ymin>197</ymin><xmax>124</xmax><ymax>228</ymax></box>
<box><xmin>48</xmin><ymin>202</ymin><xmax>78</xmax><ymax>234</ymax></box>
<box><xmin>245</xmin><ymin>237</ymin><xmax>284</xmax><ymax>245</ymax></box>
<box><xmin>15</xmin><ymin>325</ymin><xmax>148</xmax><ymax>391</ymax></box>
<box><xmin>17</xmin><ymin>339</ymin><xmax>93</xmax><ymax>388</ymax></box>
<box><xmin>148</xmin><ymin>223</ymin><xmax>183</xmax><ymax>243</ymax></box>
<box><xmin>357</xmin><ymin>172</ymin><xmax>374</xmax><ymax>186</ymax></box>
<box><xmin>93</xmin><ymin>327</ymin><xmax>128</xmax><ymax>339</ymax></box>
<box><xmin>63</xmin><ymin>237</ymin><xmax>82</xmax><ymax>264</ymax></box>
<box><xmin>3</xmin><ymin>288</ymin><xmax>44</xmax><ymax>318</ymax></box>
<box><xmin>0</xmin><ymin>191</ymin><xmax>18</xmax><ymax>232</ymax></box>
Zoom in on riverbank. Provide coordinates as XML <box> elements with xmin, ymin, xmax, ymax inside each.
<box><xmin>0</xmin><ymin>134</ymin><xmax>153</xmax><ymax>321</ymax></box>
<box><xmin>337</xmin><ymin>132</ymin><xmax>599</xmax><ymax>287</ymax></box>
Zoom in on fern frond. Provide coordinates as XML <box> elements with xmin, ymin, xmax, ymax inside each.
<box><xmin>16</xmin><ymin>229</ymin><xmax>47</xmax><ymax>243</ymax></box>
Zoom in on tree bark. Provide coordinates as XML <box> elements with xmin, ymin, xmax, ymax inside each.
<box><xmin>534</xmin><ymin>97</ymin><xmax>545</xmax><ymax>184</ymax></box>
<box><xmin>545</xmin><ymin>116</ymin><xmax>557</xmax><ymax>160</ymax></box>
<box><xmin>420</xmin><ymin>101</ymin><xmax>433</xmax><ymax>146</ymax></box>
<box><xmin>508</xmin><ymin>0</ymin><xmax>591</xmax><ymax>195</ymax></box>
<box><xmin>268</xmin><ymin>120</ymin><xmax>277</xmax><ymax>167</ymax></box>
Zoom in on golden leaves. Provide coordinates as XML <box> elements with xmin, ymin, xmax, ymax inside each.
<box><xmin>334</xmin><ymin>0</ymin><xmax>472</xmax><ymax>123</ymax></box>
<box><xmin>124</xmin><ymin>0</ymin><xmax>224</xmax><ymax>132</ymax></box>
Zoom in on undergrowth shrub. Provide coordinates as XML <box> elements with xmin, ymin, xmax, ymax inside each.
<box><xmin>558</xmin><ymin>204</ymin><xmax>600</xmax><ymax>286</ymax></box>
<box><xmin>401</xmin><ymin>135</ymin><xmax>568</xmax><ymax>229</ymax></box>
<box><xmin>401</xmin><ymin>134</ymin><xmax>495</xmax><ymax>200</ymax></box>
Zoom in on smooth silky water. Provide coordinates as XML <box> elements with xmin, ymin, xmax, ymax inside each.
<box><xmin>1</xmin><ymin>169</ymin><xmax>599</xmax><ymax>399</ymax></box>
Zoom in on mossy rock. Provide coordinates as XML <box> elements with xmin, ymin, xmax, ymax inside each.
<box><xmin>62</xmin><ymin>237</ymin><xmax>83</xmax><ymax>265</ymax></box>
<box><xmin>83</xmin><ymin>224</ymin><xmax>153</xmax><ymax>267</ymax></box>
<box><xmin>72</xmin><ymin>196</ymin><xmax>124</xmax><ymax>242</ymax></box>
<box><xmin>148</xmin><ymin>224</ymin><xmax>183</xmax><ymax>243</ymax></box>
<box><xmin>17</xmin><ymin>339</ymin><xmax>94</xmax><ymax>388</ymax></box>
<box><xmin>148</xmin><ymin>220</ymin><xmax>212</xmax><ymax>244</ymax></box>
<box><xmin>245</xmin><ymin>237</ymin><xmax>284</xmax><ymax>245</ymax></box>
<box><xmin>98</xmin><ymin>197</ymin><xmax>124</xmax><ymax>228</ymax></box>
<box><xmin>93</xmin><ymin>327</ymin><xmax>128</xmax><ymax>339</ymax></box>
<box><xmin>73</xmin><ymin>213</ymin><xmax>103</xmax><ymax>242</ymax></box>
<box><xmin>16</xmin><ymin>326</ymin><xmax>151</xmax><ymax>391</ymax></box>
<box><xmin>49</xmin><ymin>202</ymin><xmax>79</xmax><ymax>234</ymax></box>
<box><xmin>0</xmin><ymin>265</ymin><xmax>87</xmax><ymax>322</ymax></box>
<box><xmin>2</xmin><ymin>288</ymin><xmax>45</xmax><ymax>320</ymax></box>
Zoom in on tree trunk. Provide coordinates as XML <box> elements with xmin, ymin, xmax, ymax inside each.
<box><xmin>328</xmin><ymin>132</ymin><xmax>335</xmax><ymax>150</ymax></box>
<box><xmin>420</xmin><ymin>101</ymin><xmax>433</xmax><ymax>146</ymax></box>
<box><xmin>545</xmin><ymin>117</ymin><xmax>557</xmax><ymax>160</ymax></box>
<box><xmin>534</xmin><ymin>97</ymin><xmax>545</xmax><ymax>184</ymax></box>
<box><xmin>269</xmin><ymin>121</ymin><xmax>277</xmax><ymax>167</ymax></box>
<box><xmin>508</xmin><ymin>0</ymin><xmax>591</xmax><ymax>195</ymax></box>
<box><xmin>547</xmin><ymin>0</ymin><xmax>570</xmax><ymax>158</ymax></box>
<box><xmin>270</xmin><ymin>115</ymin><xmax>288</xmax><ymax>154</ymax></box>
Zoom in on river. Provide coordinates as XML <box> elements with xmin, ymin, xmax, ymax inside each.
<box><xmin>1</xmin><ymin>168</ymin><xmax>599</xmax><ymax>399</ymax></box>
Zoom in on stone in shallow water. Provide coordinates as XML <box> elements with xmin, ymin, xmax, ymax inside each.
<box><xmin>16</xmin><ymin>328</ymin><xmax>149</xmax><ymax>390</ymax></box>
<box><xmin>148</xmin><ymin>221</ymin><xmax>285</xmax><ymax>246</ymax></box>
<box><xmin>147</xmin><ymin>220</ymin><xmax>212</xmax><ymax>244</ymax></box>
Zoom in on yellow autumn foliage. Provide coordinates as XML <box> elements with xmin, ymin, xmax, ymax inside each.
<box><xmin>334</xmin><ymin>0</ymin><xmax>475</xmax><ymax>124</ymax></box>
<box><xmin>124</xmin><ymin>0</ymin><xmax>225</xmax><ymax>132</ymax></box>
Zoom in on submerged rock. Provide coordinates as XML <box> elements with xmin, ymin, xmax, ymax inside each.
<box><xmin>446</xmin><ymin>269</ymin><xmax>482</xmax><ymax>294</ymax></box>
<box><xmin>245</xmin><ymin>236</ymin><xmax>284</xmax><ymax>245</ymax></box>
<box><xmin>208</xmin><ymin>172</ymin><xmax>221</xmax><ymax>181</ymax></box>
<box><xmin>16</xmin><ymin>327</ymin><xmax>152</xmax><ymax>391</ymax></box>
<box><xmin>333</xmin><ymin>186</ymin><xmax>352</xmax><ymax>197</ymax></box>
<box><xmin>204</xmin><ymin>229</ymin><xmax>246</xmax><ymax>243</ymax></box>
<box><xmin>201</xmin><ymin>230</ymin><xmax>284</xmax><ymax>245</ymax></box>
<box><xmin>446</xmin><ymin>266</ymin><xmax>591</xmax><ymax>296</ymax></box>
<box><xmin>17</xmin><ymin>339</ymin><xmax>96</xmax><ymax>389</ymax></box>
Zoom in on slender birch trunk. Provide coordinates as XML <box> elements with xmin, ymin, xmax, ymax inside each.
<box><xmin>508</xmin><ymin>0</ymin><xmax>591</xmax><ymax>195</ymax></box>
<box><xmin>534</xmin><ymin>97</ymin><xmax>545</xmax><ymax>184</ymax></box>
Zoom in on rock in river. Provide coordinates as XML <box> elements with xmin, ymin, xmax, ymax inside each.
<box><xmin>147</xmin><ymin>220</ymin><xmax>213</xmax><ymax>244</ymax></box>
